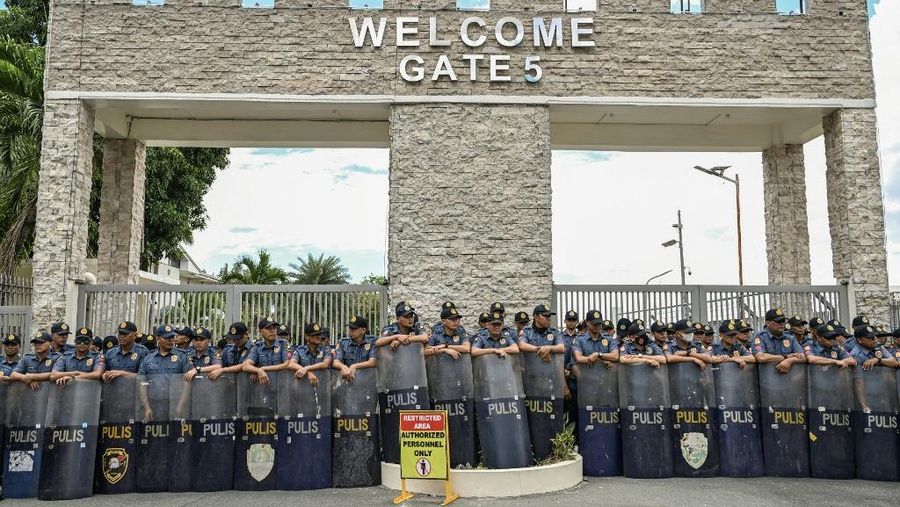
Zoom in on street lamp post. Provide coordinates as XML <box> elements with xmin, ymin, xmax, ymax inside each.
<box><xmin>694</xmin><ymin>165</ymin><xmax>744</xmax><ymax>285</ymax></box>
<box><xmin>662</xmin><ymin>210</ymin><xmax>687</xmax><ymax>285</ymax></box>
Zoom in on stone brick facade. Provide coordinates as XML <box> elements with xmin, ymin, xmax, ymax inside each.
<box><xmin>32</xmin><ymin>100</ymin><xmax>95</xmax><ymax>325</ymax></box>
<box><xmin>46</xmin><ymin>1</ymin><xmax>873</xmax><ymax>100</ymax></box>
<box><xmin>762</xmin><ymin>144</ymin><xmax>811</xmax><ymax>285</ymax></box>
<box><xmin>823</xmin><ymin>108</ymin><xmax>889</xmax><ymax>321</ymax></box>
<box><xmin>97</xmin><ymin>139</ymin><xmax>147</xmax><ymax>285</ymax></box>
<box><xmin>388</xmin><ymin>104</ymin><xmax>553</xmax><ymax>324</ymax></box>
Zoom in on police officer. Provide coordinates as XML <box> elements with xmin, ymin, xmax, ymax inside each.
<box><xmin>650</xmin><ymin>321</ymin><xmax>671</xmax><ymax>351</ymax></box>
<box><xmin>50</xmin><ymin>321</ymin><xmax>75</xmax><ymax>354</ymax></box>
<box><xmin>787</xmin><ymin>316</ymin><xmax>809</xmax><ymax>347</ymax></box>
<box><xmin>208</xmin><ymin>322</ymin><xmax>253</xmax><ymax>381</ymax></box>
<box><xmin>471</xmin><ymin>312</ymin><xmax>520</xmax><ymax>357</ymax></box>
<box><xmin>805</xmin><ymin>317</ymin><xmax>825</xmax><ymax>348</ymax></box>
<box><xmin>377</xmin><ymin>302</ymin><xmax>430</xmax><ymax>349</ymax></box>
<box><xmin>49</xmin><ymin>326</ymin><xmax>105</xmax><ymax>385</ymax></box>
<box><xmin>137</xmin><ymin>325</ymin><xmax>192</xmax><ymax>421</ymax></box>
<box><xmin>182</xmin><ymin>326</ymin><xmax>222</xmax><ymax>382</ymax></box>
<box><xmin>874</xmin><ymin>325</ymin><xmax>891</xmax><ymax>348</ymax></box>
<box><xmin>752</xmin><ymin>308</ymin><xmax>805</xmax><ymax>373</ymax></box>
<box><xmin>426</xmin><ymin>307</ymin><xmax>470</xmax><ymax>358</ymax></box>
<box><xmin>835</xmin><ymin>322</ymin><xmax>853</xmax><ymax>351</ymax></box>
<box><xmin>619</xmin><ymin>323</ymin><xmax>667</xmax><ymax>367</ymax></box>
<box><xmin>851</xmin><ymin>315</ymin><xmax>870</xmax><ymax>329</ymax></box>
<box><xmin>804</xmin><ymin>324</ymin><xmax>855</xmax><ymax>368</ymax></box>
<box><xmin>888</xmin><ymin>328</ymin><xmax>900</xmax><ymax>361</ymax></box>
<box><xmin>289</xmin><ymin>322</ymin><xmax>333</xmax><ymax>386</ymax></box>
<box><xmin>91</xmin><ymin>337</ymin><xmax>104</xmax><ymax>354</ymax></box>
<box><xmin>734</xmin><ymin>318</ymin><xmax>754</xmax><ymax>349</ymax></box>
<box><xmin>431</xmin><ymin>301</ymin><xmax>468</xmax><ymax>339</ymax></box>
<box><xmin>276</xmin><ymin>324</ymin><xmax>292</xmax><ymax>344</ymax></box>
<box><xmin>332</xmin><ymin>315</ymin><xmax>377</xmax><ymax>381</ymax></box>
<box><xmin>710</xmin><ymin>320</ymin><xmax>755</xmax><ymax>368</ymax></box>
<box><xmin>243</xmin><ymin>317</ymin><xmax>290</xmax><ymax>385</ymax></box>
<box><xmin>615</xmin><ymin>318</ymin><xmax>632</xmax><ymax>342</ymax></box>
<box><xmin>101</xmin><ymin>321</ymin><xmax>149</xmax><ymax>382</ymax></box>
<box><xmin>561</xmin><ymin>310</ymin><xmax>579</xmax><ymax>401</ymax></box>
<box><xmin>10</xmin><ymin>331</ymin><xmax>61</xmax><ymax>389</ymax></box>
<box><xmin>476</xmin><ymin>312</ymin><xmax>490</xmax><ymax>337</ymax></box>
<box><xmin>518</xmin><ymin>305</ymin><xmax>565</xmax><ymax>365</ymax></box>
<box><xmin>666</xmin><ymin>320</ymin><xmax>709</xmax><ymax>368</ymax></box>
<box><xmin>697</xmin><ymin>324</ymin><xmax>715</xmax><ymax>351</ymax></box>
<box><xmin>573</xmin><ymin>310</ymin><xmax>620</xmax><ymax>367</ymax></box>
<box><xmin>849</xmin><ymin>325</ymin><xmax>898</xmax><ymax>371</ymax></box>
<box><xmin>174</xmin><ymin>327</ymin><xmax>193</xmax><ymax>355</ymax></box>
<box><xmin>1</xmin><ymin>333</ymin><xmax>21</xmax><ymax>378</ymax></box>
<box><xmin>514</xmin><ymin>311</ymin><xmax>530</xmax><ymax>334</ymax></box>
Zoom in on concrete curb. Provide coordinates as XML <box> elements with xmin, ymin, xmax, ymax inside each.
<box><xmin>380</xmin><ymin>455</ymin><xmax>584</xmax><ymax>498</ymax></box>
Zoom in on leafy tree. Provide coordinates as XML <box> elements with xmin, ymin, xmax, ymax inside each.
<box><xmin>0</xmin><ymin>0</ymin><xmax>49</xmax><ymax>45</ymax></box>
<box><xmin>219</xmin><ymin>249</ymin><xmax>289</xmax><ymax>285</ymax></box>
<box><xmin>289</xmin><ymin>253</ymin><xmax>351</xmax><ymax>285</ymax></box>
<box><xmin>360</xmin><ymin>273</ymin><xmax>387</xmax><ymax>285</ymax></box>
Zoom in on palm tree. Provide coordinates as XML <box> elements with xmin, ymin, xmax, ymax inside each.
<box><xmin>0</xmin><ymin>37</ymin><xmax>44</xmax><ymax>273</ymax></box>
<box><xmin>218</xmin><ymin>249</ymin><xmax>288</xmax><ymax>285</ymax></box>
<box><xmin>289</xmin><ymin>253</ymin><xmax>350</xmax><ymax>285</ymax></box>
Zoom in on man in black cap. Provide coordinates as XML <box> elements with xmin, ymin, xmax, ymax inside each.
<box><xmin>734</xmin><ymin>318</ymin><xmax>754</xmax><ymax>350</ymax></box>
<box><xmin>208</xmin><ymin>322</ymin><xmax>253</xmax><ymax>381</ymax></box>
<box><xmin>10</xmin><ymin>331</ymin><xmax>61</xmax><ymax>389</ymax></box>
<box><xmin>849</xmin><ymin>325</ymin><xmax>897</xmax><ymax>371</ymax></box>
<box><xmin>514</xmin><ymin>311</ymin><xmax>530</xmax><ymax>334</ymax></box>
<box><xmin>137</xmin><ymin>325</ymin><xmax>192</xmax><ymax>420</ymax></box>
<box><xmin>50</xmin><ymin>321</ymin><xmax>75</xmax><ymax>354</ymax></box>
<box><xmin>710</xmin><ymin>320</ymin><xmax>755</xmax><ymax>368</ymax></box>
<box><xmin>242</xmin><ymin>317</ymin><xmax>290</xmax><ymax>385</ymax></box>
<box><xmin>804</xmin><ymin>324</ymin><xmax>855</xmax><ymax>368</ymax></box>
<box><xmin>472</xmin><ymin>312</ymin><xmax>520</xmax><ymax>358</ymax></box>
<box><xmin>50</xmin><ymin>326</ymin><xmax>105</xmax><ymax>385</ymax></box>
<box><xmin>666</xmin><ymin>320</ymin><xmax>709</xmax><ymax>368</ymax></box>
<box><xmin>289</xmin><ymin>322</ymin><xmax>333</xmax><ymax>386</ymax></box>
<box><xmin>888</xmin><ymin>328</ymin><xmax>900</xmax><ymax>361</ymax></box>
<box><xmin>518</xmin><ymin>305</ymin><xmax>565</xmax><ymax>362</ymax></box>
<box><xmin>573</xmin><ymin>311</ymin><xmax>620</xmax><ymax>367</ymax></box>
<box><xmin>173</xmin><ymin>327</ymin><xmax>193</xmax><ymax>355</ymax></box>
<box><xmin>182</xmin><ymin>326</ymin><xmax>222</xmax><ymax>381</ymax></box>
<box><xmin>851</xmin><ymin>315</ymin><xmax>870</xmax><ymax>329</ymax></box>
<box><xmin>619</xmin><ymin>323</ymin><xmax>667</xmax><ymax>367</ymax></box>
<box><xmin>101</xmin><ymin>321</ymin><xmax>148</xmax><ymax>381</ymax></box>
<box><xmin>333</xmin><ymin>315</ymin><xmax>378</xmax><ymax>381</ymax></box>
<box><xmin>787</xmin><ymin>316</ymin><xmax>809</xmax><ymax>348</ymax></box>
<box><xmin>650</xmin><ymin>321</ymin><xmax>672</xmax><ymax>351</ymax></box>
<box><xmin>377</xmin><ymin>301</ymin><xmax>429</xmax><ymax>349</ymax></box>
<box><xmin>752</xmin><ymin>308</ymin><xmax>805</xmax><ymax>373</ymax></box>
<box><xmin>426</xmin><ymin>306</ymin><xmax>470</xmax><ymax>359</ymax></box>
<box><xmin>615</xmin><ymin>318</ymin><xmax>632</xmax><ymax>343</ymax></box>
<box><xmin>276</xmin><ymin>323</ymin><xmax>292</xmax><ymax>343</ymax></box>
<box><xmin>874</xmin><ymin>325</ymin><xmax>891</xmax><ymax>348</ymax></box>
<box><xmin>431</xmin><ymin>301</ymin><xmax>466</xmax><ymax>339</ymax></box>
<box><xmin>1</xmin><ymin>333</ymin><xmax>21</xmax><ymax>378</ymax></box>
<box><xmin>804</xmin><ymin>317</ymin><xmax>825</xmax><ymax>348</ymax></box>
<box><xmin>561</xmin><ymin>310</ymin><xmax>580</xmax><ymax>400</ymax></box>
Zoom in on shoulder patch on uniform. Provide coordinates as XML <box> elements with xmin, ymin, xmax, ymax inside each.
<box><xmin>754</xmin><ymin>337</ymin><xmax>761</xmax><ymax>344</ymax></box>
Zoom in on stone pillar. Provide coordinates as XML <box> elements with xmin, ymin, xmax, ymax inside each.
<box><xmin>388</xmin><ymin>104</ymin><xmax>553</xmax><ymax>326</ymax></box>
<box><xmin>762</xmin><ymin>144</ymin><xmax>812</xmax><ymax>286</ymax></box>
<box><xmin>823</xmin><ymin>108</ymin><xmax>889</xmax><ymax>321</ymax></box>
<box><xmin>31</xmin><ymin>99</ymin><xmax>95</xmax><ymax>326</ymax></box>
<box><xmin>97</xmin><ymin>139</ymin><xmax>147</xmax><ymax>284</ymax></box>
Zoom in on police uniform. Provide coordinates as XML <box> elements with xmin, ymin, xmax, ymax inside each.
<box><xmin>187</xmin><ymin>345</ymin><xmax>221</xmax><ymax>369</ymax></box>
<box><xmin>291</xmin><ymin>344</ymin><xmax>332</xmax><ymax>367</ymax></box>
<box><xmin>429</xmin><ymin>326</ymin><xmax>468</xmax><ymax>347</ymax></box>
<box><xmin>248</xmin><ymin>337</ymin><xmax>289</xmax><ymax>367</ymax></box>
<box><xmin>52</xmin><ymin>350</ymin><xmax>104</xmax><ymax>374</ymax></box>
<box><xmin>381</xmin><ymin>322</ymin><xmax>424</xmax><ymax>338</ymax></box>
<box><xmin>711</xmin><ymin>340</ymin><xmax>751</xmax><ymax>357</ymax></box>
<box><xmin>334</xmin><ymin>335</ymin><xmax>377</xmax><ymax>367</ymax></box>
<box><xmin>752</xmin><ymin>329</ymin><xmax>802</xmax><ymax>355</ymax></box>
<box><xmin>804</xmin><ymin>341</ymin><xmax>850</xmax><ymax>360</ymax></box>
<box><xmin>849</xmin><ymin>342</ymin><xmax>892</xmax><ymax>377</ymax></box>
<box><xmin>104</xmin><ymin>343</ymin><xmax>150</xmax><ymax>372</ymax></box>
<box><xmin>573</xmin><ymin>331</ymin><xmax>619</xmax><ymax>357</ymax></box>
<box><xmin>13</xmin><ymin>334</ymin><xmax>61</xmax><ymax>374</ymax></box>
<box><xmin>1</xmin><ymin>333</ymin><xmax>21</xmax><ymax>376</ymax></box>
<box><xmin>221</xmin><ymin>340</ymin><xmax>254</xmax><ymax>367</ymax></box>
<box><xmin>138</xmin><ymin>348</ymin><xmax>192</xmax><ymax>377</ymax></box>
<box><xmin>519</xmin><ymin>325</ymin><xmax>562</xmax><ymax>347</ymax></box>
<box><xmin>50</xmin><ymin>322</ymin><xmax>76</xmax><ymax>354</ymax></box>
<box><xmin>472</xmin><ymin>323</ymin><xmax>516</xmax><ymax>349</ymax></box>
<box><xmin>667</xmin><ymin>339</ymin><xmax>706</xmax><ymax>355</ymax></box>
<box><xmin>620</xmin><ymin>340</ymin><xmax>665</xmax><ymax>356</ymax></box>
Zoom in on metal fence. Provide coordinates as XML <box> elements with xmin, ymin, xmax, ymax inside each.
<box><xmin>77</xmin><ymin>284</ymin><xmax>388</xmax><ymax>346</ymax></box>
<box><xmin>554</xmin><ymin>284</ymin><xmax>849</xmax><ymax>332</ymax></box>
<box><xmin>0</xmin><ymin>305</ymin><xmax>32</xmax><ymax>339</ymax></box>
<box><xmin>0</xmin><ymin>275</ymin><xmax>32</xmax><ymax>307</ymax></box>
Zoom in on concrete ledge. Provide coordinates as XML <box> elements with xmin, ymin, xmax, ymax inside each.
<box><xmin>381</xmin><ymin>455</ymin><xmax>583</xmax><ymax>498</ymax></box>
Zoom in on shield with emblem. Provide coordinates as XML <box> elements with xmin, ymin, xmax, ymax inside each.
<box><xmin>680</xmin><ymin>432</ymin><xmax>708</xmax><ymax>470</ymax></box>
<box><xmin>102</xmin><ymin>448</ymin><xmax>129</xmax><ymax>485</ymax></box>
<box><xmin>246</xmin><ymin>443</ymin><xmax>275</xmax><ymax>482</ymax></box>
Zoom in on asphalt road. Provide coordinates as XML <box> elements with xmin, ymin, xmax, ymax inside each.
<box><xmin>2</xmin><ymin>477</ymin><xmax>896</xmax><ymax>506</ymax></box>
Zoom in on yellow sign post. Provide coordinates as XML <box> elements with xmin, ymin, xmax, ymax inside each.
<box><xmin>393</xmin><ymin>410</ymin><xmax>458</xmax><ymax>506</ymax></box>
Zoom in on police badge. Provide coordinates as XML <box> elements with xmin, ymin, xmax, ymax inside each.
<box><xmin>680</xmin><ymin>432</ymin><xmax>709</xmax><ymax>470</ymax></box>
<box><xmin>171</xmin><ymin>355</ymin><xmax>178</xmax><ymax>363</ymax></box>
<box><xmin>782</xmin><ymin>339</ymin><xmax>790</xmax><ymax>348</ymax></box>
<box><xmin>86</xmin><ymin>357</ymin><xmax>94</xmax><ymax>367</ymax></box>
<box><xmin>102</xmin><ymin>448</ymin><xmax>129</xmax><ymax>485</ymax></box>
<box><xmin>830</xmin><ymin>351</ymin><xmax>837</xmax><ymax>359</ymax></box>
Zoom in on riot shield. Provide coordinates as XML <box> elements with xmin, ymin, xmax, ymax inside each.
<box><xmin>276</xmin><ymin>369</ymin><xmax>332</xmax><ymax>490</ymax></box>
<box><xmin>426</xmin><ymin>354</ymin><xmax>475</xmax><ymax>468</ymax></box>
<box><xmin>135</xmin><ymin>373</ymin><xmax>190</xmax><ymax>493</ymax></box>
<box><xmin>234</xmin><ymin>372</ymin><xmax>278</xmax><ymax>490</ymax></box>
<box><xmin>95</xmin><ymin>376</ymin><xmax>139</xmax><ymax>494</ymax></box>
<box><xmin>807</xmin><ymin>365</ymin><xmax>854</xmax><ymax>479</ymax></box>
<box><xmin>332</xmin><ymin>367</ymin><xmax>380</xmax><ymax>487</ymax></box>
<box><xmin>852</xmin><ymin>365</ymin><xmax>898</xmax><ymax>481</ymax></box>
<box><xmin>521</xmin><ymin>353</ymin><xmax>565</xmax><ymax>461</ymax></box>
<box><xmin>668</xmin><ymin>362</ymin><xmax>718</xmax><ymax>477</ymax></box>
<box><xmin>758</xmin><ymin>363</ymin><xmax>809</xmax><ymax>477</ymax></box>
<box><xmin>573</xmin><ymin>362</ymin><xmax>621</xmax><ymax>477</ymax></box>
<box><xmin>0</xmin><ymin>379</ymin><xmax>6</xmax><ymax>486</ymax></box>
<box><xmin>618</xmin><ymin>363</ymin><xmax>673</xmax><ymax>478</ymax></box>
<box><xmin>38</xmin><ymin>379</ymin><xmax>102</xmax><ymax>500</ymax></box>
<box><xmin>376</xmin><ymin>343</ymin><xmax>429</xmax><ymax>464</ymax></box>
<box><xmin>713</xmin><ymin>362</ymin><xmax>764</xmax><ymax>477</ymax></box>
<box><xmin>190</xmin><ymin>373</ymin><xmax>236</xmax><ymax>492</ymax></box>
<box><xmin>2</xmin><ymin>381</ymin><xmax>50</xmax><ymax>498</ymax></box>
<box><xmin>473</xmin><ymin>354</ymin><xmax>532</xmax><ymax>469</ymax></box>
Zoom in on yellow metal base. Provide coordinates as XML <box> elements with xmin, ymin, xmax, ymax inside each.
<box><xmin>393</xmin><ymin>479</ymin><xmax>414</xmax><ymax>504</ymax></box>
<box><xmin>441</xmin><ymin>479</ymin><xmax>459</xmax><ymax>506</ymax></box>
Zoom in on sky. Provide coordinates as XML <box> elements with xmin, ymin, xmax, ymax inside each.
<box><xmin>190</xmin><ymin>0</ymin><xmax>897</xmax><ymax>286</ymax></box>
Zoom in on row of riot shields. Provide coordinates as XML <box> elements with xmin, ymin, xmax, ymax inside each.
<box><xmin>570</xmin><ymin>361</ymin><xmax>900</xmax><ymax>481</ymax></box>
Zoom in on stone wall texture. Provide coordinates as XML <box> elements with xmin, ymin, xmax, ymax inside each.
<box><xmin>762</xmin><ymin>144</ymin><xmax>812</xmax><ymax>285</ymax></box>
<box><xmin>32</xmin><ymin>100</ymin><xmax>95</xmax><ymax>326</ymax></box>
<box><xmin>823</xmin><ymin>108</ymin><xmax>889</xmax><ymax>321</ymax></box>
<box><xmin>46</xmin><ymin>1</ymin><xmax>874</xmax><ymax>100</ymax></box>
<box><xmin>97</xmin><ymin>139</ymin><xmax>147</xmax><ymax>285</ymax></box>
<box><xmin>388</xmin><ymin>104</ymin><xmax>553</xmax><ymax>325</ymax></box>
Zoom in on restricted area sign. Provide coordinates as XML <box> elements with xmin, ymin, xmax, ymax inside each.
<box><xmin>399</xmin><ymin>410</ymin><xmax>449</xmax><ymax>480</ymax></box>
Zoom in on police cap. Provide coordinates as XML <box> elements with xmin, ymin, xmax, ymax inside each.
<box><xmin>616</xmin><ymin>318</ymin><xmax>631</xmax><ymax>333</ymax></box>
<box><xmin>277</xmin><ymin>324</ymin><xmax>291</xmax><ymax>337</ymax></box>
<box><xmin>738</xmin><ymin>319</ymin><xmax>753</xmax><ymax>332</ymax></box>
<box><xmin>117</xmin><ymin>321</ymin><xmax>137</xmax><ymax>334</ymax></box>
<box><xmin>671</xmin><ymin>319</ymin><xmax>695</xmax><ymax>333</ymax></box>
<box><xmin>442</xmin><ymin>301</ymin><xmax>457</xmax><ymax>310</ymax></box>
<box><xmin>764</xmin><ymin>308</ymin><xmax>786</xmax><ymax>323</ymax></box>
<box><xmin>719</xmin><ymin>320</ymin><xmax>738</xmax><ymax>335</ymax></box>
<box><xmin>258</xmin><ymin>317</ymin><xmax>279</xmax><ymax>329</ymax></box>
<box><xmin>92</xmin><ymin>337</ymin><xmax>103</xmax><ymax>349</ymax></box>
<box><xmin>586</xmin><ymin>310</ymin><xmax>603</xmax><ymax>325</ymax></box>
<box><xmin>853</xmin><ymin>325</ymin><xmax>876</xmax><ymax>340</ymax></box>
<box><xmin>50</xmin><ymin>321</ymin><xmax>70</xmax><ymax>336</ymax></box>
<box><xmin>650</xmin><ymin>321</ymin><xmax>667</xmax><ymax>333</ymax></box>
<box><xmin>816</xmin><ymin>324</ymin><xmax>840</xmax><ymax>339</ymax></box>
<box><xmin>441</xmin><ymin>307</ymin><xmax>462</xmax><ymax>319</ymax></box>
<box><xmin>155</xmin><ymin>325</ymin><xmax>177</xmax><ymax>339</ymax></box>
<box><xmin>490</xmin><ymin>302</ymin><xmax>505</xmax><ymax>314</ymax></box>
<box><xmin>514</xmin><ymin>311</ymin><xmax>530</xmax><ymax>324</ymax></box>
<box><xmin>395</xmin><ymin>302</ymin><xmax>416</xmax><ymax>317</ymax></box>
<box><xmin>488</xmin><ymin>312</ymin><xmax>504</xmax><ymax>324</ymax></box>
<box><xmin>851</xmin><ymin>315</ymin><xmax>869</xmax><ymax>328</ymax></box>
<box><xmin>144</xmin><ymin>334</ymin><xmax>157</xmax><ymax>350</ymax></box>
<box><xmin>601</xmin><ymin>319</ymin><xmax>615</xmax><ymax>330</ymax></box>
<box><xmin>102</xmin><ymin>335</ymin><xmax>119</xmax><ymax>350</ymax></box>
<box><xmin>532</xmin><ymin>305</ymin><xmax>555</xmax><ymax>317</ymax></box>
<box><xmin>627</xmin><ymin>322</ymin><xmax>648</xmax><ymax>337</ymax></box>
<box><xmin>305</xmin><ymin>322</ymin><xmax>324</xmax><ymax>336</ymax></box>
<box><xmin>348</xmin><ymin>316</ymin><xmax>368</xmax><ymax>330</ymax></box>
<box><xmin>875</xmin><ymin>325</ymin><xmax>891</xmax><ymax>337</ymax></box>
<box><xmin>226</xmin><ymin>322</ymin><xmax>249</xmax><ymax>339</ymax></box>
<box><xmin>31</xmin><ymin>330</ymin><xmax>52</xmax><ymax>343</ymax></box>
<box><xmin>3</xmin><ymin>333</ymin><xmax>20</xmax><ymax>345</ymax></box>
<box><xmin>192</xmin><ymin>327</ymin><xmax>212</xmax><ymax>340</ymax></box>
<box><xmin>478</xmin><ymin>312</ymin><xmax>491</xmax><ymax>324</ymax></box>
<box><xmin>75</xmin><ymin>327</ymin><xmax>93</xmax><ymax>342</ymax></box>
<box><xmin>564</xmin><ymin>310</ymin><xmax>579</xmax><ymax>322</ymax></box>
<box><xmin>808</xmin><ymin>316</ymin><xmax>825</xmax><ymax>329</ymax></box>
<box><xmin>787</xmin><ymin>315</ymin><xmax>807</xmax><ymax>327</ymax></box>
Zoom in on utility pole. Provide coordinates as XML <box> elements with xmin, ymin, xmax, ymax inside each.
<box><xmin>674</xmin><ymin>210</ymin><xmax>686</xmax><ymax>285</ymax></box>
<box><xmin>694</xmin><ymin>165</ymin><xmax>744</xmax><ymax>285</ymax></box>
